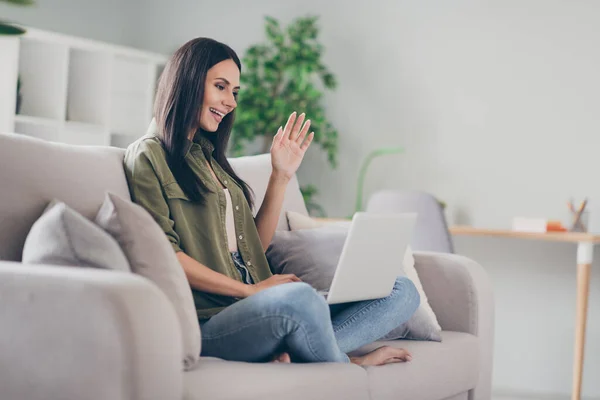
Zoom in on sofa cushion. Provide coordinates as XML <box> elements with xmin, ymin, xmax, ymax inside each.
<box><xmin>228</xmin><ymin>153</ymin><xmax>308</xmax><ymax>230</ymax></box>
<box><xmin>0</xmin><ymin>263</ymin><xmax>183</xmax><ymax>400</ymax></box>
<box><xmin>95</xmin><ymin>192</ymin><xmax>201</xmax><ymax>371</ymax></box>
<box><xmin>268</xmin><ymin>211</ymin><xmax>442</xmax><ymax>342</ymax></box>
<box><xmin>266</xmin><ymin>224</ymin><xmax>346</xmax><ymax>291</ymax></box>
<box><xmin>183</xmin><ymin>357</ymin><xmax>369</xmax><ymax>400</ymax></box>
<box><xmin>22</xmin><ymin>200</ymin><xmax>130</xmax><ymax>272</ymax></box>
<box><xmin>350</xmin><ymin>331</ymin><xmax>479</xmax><ymax>400</ymax></box>
<box><xmin>0</xmin><ymin>133</ymin><xmax>130</xmax><ymax>262</ymax></box>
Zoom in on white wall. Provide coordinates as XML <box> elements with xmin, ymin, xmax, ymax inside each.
<box><xmin>0</xmin><ymin>0</ymin><xmax>136</xmax><ymax>46</ymax></box>
<box><xmin>130</xmin><ymin>1</ymin><xmax>600</xmax><ymax>399</ymax></box>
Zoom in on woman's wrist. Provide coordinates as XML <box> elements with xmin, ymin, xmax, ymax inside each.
<box><xmin>240</xmin><ymin>283</ymin><xmax>256</xmax><ymax>298</ymax></box>
<box><xmin>270</xmin><ymin>170</ymin><xmax>291</xmax><ymax>185</ymax></box>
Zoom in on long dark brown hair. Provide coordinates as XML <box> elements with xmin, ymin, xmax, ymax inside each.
<box><xmin>154</xmin><ymin>37</ymin><xmax>254</xmax><ymax>209</ymax></box>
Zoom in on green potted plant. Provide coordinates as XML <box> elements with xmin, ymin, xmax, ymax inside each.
<box><xmin>0</xmin><ymin>0</ymin><xmax>34</xmax><ymax>35</ymax></box>
<box><xmin>231</xmin><ymin>15</ymin><xmax>339</xmax><ymax>216</ymax></box>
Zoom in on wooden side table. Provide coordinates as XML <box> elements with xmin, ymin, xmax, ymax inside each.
<box><xmin>450</xmin><ymin>226</ymin><xmax>600</xmax><ymax>400</ymax></box>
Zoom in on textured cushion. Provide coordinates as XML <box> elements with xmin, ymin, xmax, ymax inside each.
<box><xmin>22</xmin><ymin>200</ymin><xmax>130</xmax><ymax>272</ymax></box>
<box><xmin>269</xmin><ymin>211</ymin><xmax>442</xmax><ymax>342</ymax></box>
<box><xmin>349</xmin><ymin>331</ymin><xmax>479</xmax><ymax>400</ymax></box>
<box><xmin>0</xmin><ymin>132</ymin><xmax>130</xmax><ymax>262</ymax></box>
<box><xmin>266</xmin><ymin>225</ymin><xmax>347</xmax><ymax>291</ymax></box>
<box><xmin>95</xmin><ymin>192</ymin><xmax>201</xmax><ymax>371</ymax></box>
<box><xmin>380</xmin><ymin>245</ymin><xmax>442</xmax><ymax>342</ymax></box>
<box><xmin>184</xmin><ymin>357</ymin><xmax>369</xmax><ymax>400</ymax></box>
<box><xmin>0</xmin><ymin>262</ymin><xmax>183</xmax><ymax>400</ymax></box>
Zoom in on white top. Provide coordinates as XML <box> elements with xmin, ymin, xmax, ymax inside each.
<box><xmin>223</xmin><ymin>188</ymin><xmax>237</xmax><ymax>252</ymax></box>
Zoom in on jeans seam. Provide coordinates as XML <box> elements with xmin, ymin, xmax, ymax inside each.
<box><xmin>202</xmin><ymin>315</ymin><xmax>336</xmax><ymax>363</ymax></box>
<box><xmin>333</xmin><ymin>279</ymin><xmax>407</xmax><ymax>334</ymax></box>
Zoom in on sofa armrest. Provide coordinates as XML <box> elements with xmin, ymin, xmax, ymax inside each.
<box><xmin>0</xmin><ymin>261</ymin><xmax>183</xmax><ymax>400</ymax></box>
<box><xmin>413</xmin><ymin>252</ymin><xmax>494</xmax><ymax>400</ymax></box>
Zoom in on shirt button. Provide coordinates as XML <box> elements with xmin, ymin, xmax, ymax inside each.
<box><xmin>247</xmin><ymin>261</ymin><xmax>252</xmax><ymax>266</ymax></box>
<box><xmin>235</xmin><ymin>206</ymin><xmax>239</xmax><ymax>210</ymax></box>
<box><xmin>239</xmin><ymin>235</ymin><xmax>243</xmax><ymax>240</ymax></box>
<box><xmin>223</xmin><ymin>180</ymin><xmax>228</xmax><ymax>185</ymax></box>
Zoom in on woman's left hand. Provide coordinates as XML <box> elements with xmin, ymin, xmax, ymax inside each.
<box><xmin>270</xmin><ymin>112</ymin><xmax>314</xmax><ymax>180</ymax></box>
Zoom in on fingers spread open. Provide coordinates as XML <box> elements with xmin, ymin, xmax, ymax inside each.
<box><xmin>283</xmin><ymin>112</ymin><xmax>297</xmax><ymax>141</ymax></box>
<box><xmin>272</xmin><ymin>126</ymin><xmax>283</xmax><ymax>146</ymax></box>
<box><xmin>295</xmin><ymin>119</ymin><xmax>311</xmax><ymax>144</ymax></box>
<box><xmin>290</xmin><ymin>113</ymin><xmax>306</xmax><ymax>140</ymax></box>
<box><xmin>300</xmin><ymin>132</ymin><xmax>314</xmax><ymax>151</ymax></box>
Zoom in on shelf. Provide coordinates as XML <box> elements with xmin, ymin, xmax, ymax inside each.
<box><xmin>66</xmin><ymin>48</ymin><xmax>112</xmax><ymax>125</ymax></box>
<box><xmin>450</xmin><ymin>225</ymin><xmax>600</xmax><ymax>244</ymax></box>
<box><xmin>110</xmin><ymin>92</ymin><xmax>152</xmax><ymax>136</ymax></box>
<box><xmin>112</xmin><ymin>55</ymin><xmax>155</xmax><ymax>95</ymax></box>
<box><xmin>0</xmin><ymin>36</ymin><xmax>19</xmax><ymax>134</ymax></box>
<box><xmin>23</xmin><ymin>27</ymin><xmax>168</xmax><ymax>64</ymax></box>
<box><xmin>14</xmin><ymin>115</ymin><xmax>61</xmax><ymax>127</ymax></box>
<box><xmin>1</xmin><ymin>27</ymin><xmax>167</xmax><ymax>147</ymax></box>
<box><xmin>15</xmin><ymin>119</ymin><xmax>60</xmax><ymax>143</ymax></box>
<box><xmin>64</xmin><ymin>120</ymin><xmax>106</xmax><ymax>132</ymax></box>
<box><xmin>62</xmin><ymin>120</ymin><xmax>108</xmax><ymax>146</ymax></box>
<box><xmin>18</xmin><ymin>38</ymin><xmax>69</xmax><ymax>120</ymax></box>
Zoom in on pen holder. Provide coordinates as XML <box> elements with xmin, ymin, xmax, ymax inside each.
<box><xmin>569</xmin><ymin>210</ymin><xmax>590</xmax><ymax>233</ymax></box>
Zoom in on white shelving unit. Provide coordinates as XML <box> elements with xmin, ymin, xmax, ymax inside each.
<box><xmin>0</xmin><ymin>27</ymin><xmax>168</xmax><ymax>148</ymax></box>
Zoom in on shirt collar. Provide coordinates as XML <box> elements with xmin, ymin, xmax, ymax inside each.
<box><xmin>191</xmin><ymin>130</ymin><xmax>216</xmax><ymax>156</ymax></box>
<box><xmin>147</xmin><ymin>118</ymin><xmax>215</xmax><ymax>157</ymax></box>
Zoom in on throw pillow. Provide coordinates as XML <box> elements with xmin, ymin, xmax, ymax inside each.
<box><xmin>22</xmin><ymin>200</ymin><xmax>130</xmax><ymax>272</ymax></box>
<box><xmin>268</xmin><ymin>225</ymin><xmax>348</xmax><ymax>292</ymax></box>
<box><xmin>271</xmin><ymin>211</ymin><xmax>442</xmax><ymax>342</ymax></box>
<box><xmin>95</xmin><ymin>192</ymin><xmax>201</xmax><ymax>370</ymax></box>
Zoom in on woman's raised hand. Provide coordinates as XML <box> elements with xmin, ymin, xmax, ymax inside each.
<box><xmin>270</xmin><ymin>112</ymin><xmax>314</xmax><ymax>180</ymax></box>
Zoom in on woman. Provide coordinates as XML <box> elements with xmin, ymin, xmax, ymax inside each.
<box><xmin>124</xmin><ymin>37</ymin><xmax>420</xmax><ymax>366</ymax></box>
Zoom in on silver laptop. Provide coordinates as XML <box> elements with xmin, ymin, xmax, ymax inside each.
<box><xmin>319</xmin><ymin>212</ymin><xmax>417</xmax><ymax>305</ymax></box>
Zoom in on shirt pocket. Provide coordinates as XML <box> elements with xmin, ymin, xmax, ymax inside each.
<box><xmin>163</xmin><ymin>182</ymin><xmax>191</xmax><ymax>201</ymax></box>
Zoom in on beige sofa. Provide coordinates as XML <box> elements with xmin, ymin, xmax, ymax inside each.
<box><xmin>0</xmin><ymin>132</ymin><xmax>494</xmax><ymax>400</ymax></box>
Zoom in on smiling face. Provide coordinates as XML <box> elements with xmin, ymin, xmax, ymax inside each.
<box><xmin>197</xmin><ymin>59</ymin><xmax>240</xmax><ymax>134</ymax></box>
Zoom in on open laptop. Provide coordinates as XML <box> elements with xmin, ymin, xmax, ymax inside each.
<box><xmin>319</xmin><ymin>212</ymin><xmax>417</xmax><ymax>305</ymax></box>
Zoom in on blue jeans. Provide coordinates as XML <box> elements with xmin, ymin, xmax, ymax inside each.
<box><xmin>199</xmin><ymin>253</ymin><xmax>420</xmax><ymax>363</ymax></box>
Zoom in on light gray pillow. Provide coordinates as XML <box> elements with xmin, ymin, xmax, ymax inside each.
<box><xmin>22</xmin><ymin>200</ymin><xmax>130</xmax><ymax>272</ymax></box>
<box><xmin>266</xmin><ymin>225</ymin><xmax>442</xmax><ymax>342</ymax></box>
<box><xmin>267</xmin><ymin>225</ymin><xmax>348</xmax><ymax>291</ymax></box>
<box><xmin>95</xmin><ymin>192</ymin><xmax>201</xmax><ymax>371</ymax></box>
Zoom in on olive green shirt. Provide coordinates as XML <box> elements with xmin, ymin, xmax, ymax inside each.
<box><xmin>123</xmin><ymin>121</ymin><xmax>273</xmax><ymax>320</ymax></box>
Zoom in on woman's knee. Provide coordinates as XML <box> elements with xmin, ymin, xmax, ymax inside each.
<box><xmin>394</xmin><ymin>276</ymin><xmax>421</xmax><ymax>310</ymax></box>
<box><xmin>264</xmin><ymin>282</ymin><xmax>328</xmax><ymax>318</ymax></box>
<box><xmin>282</xmin><ymin>282</ymin><xmax>327</xmax><ymax>309</ymax></box>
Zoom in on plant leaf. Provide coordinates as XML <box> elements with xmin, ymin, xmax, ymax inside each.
<box><xmin>232</xmin><ymin>14</ymin><xmax>339</xmax><ymax>212</ymax></box>
<box><xmin>1</xmin><ymin>0</ymin><xmax>35</xmax><ymax>5</ymax></box>
<box><xmin>0</xmin><ymin>21</ymin><xmax>26</xmax><ymax>35</ymax></box>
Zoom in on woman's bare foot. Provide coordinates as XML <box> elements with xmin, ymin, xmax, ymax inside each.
<box><xmin>270</xmin><ymin>352</ymin><xmax>291</xmax><ymax>363</ymax></box>
<box><xmin>350</xmin><ymin>346</ymin><xmax>412</xmax><ymax>366</ymax></box>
